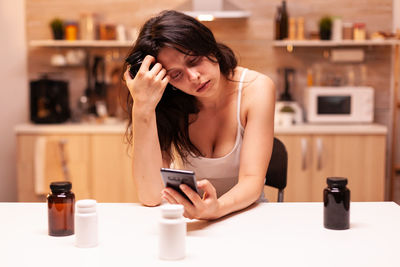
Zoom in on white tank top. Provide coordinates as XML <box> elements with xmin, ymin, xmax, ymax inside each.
<box><xmin>182</xmin><ymin>68</ymin><xmax>248</xmax><ymax>198</ymax></box>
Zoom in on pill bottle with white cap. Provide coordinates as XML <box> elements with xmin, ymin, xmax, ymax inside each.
<box><xmin>75</xmin><ymin>199</ymin><xmax>98</xmax><ymax>247</ymax></box>
<box><xmin>158</xmin><ymin>204</ymin><xmax>186</xmax><ymax>260</ymax></box>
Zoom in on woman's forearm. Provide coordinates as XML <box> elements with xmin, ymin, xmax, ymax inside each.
<box><xmin>216</xmin><ymin>177</ymin><xmax>264</xmax><ymax>218</ymax></box>
<box><xmin>132</xmin><ymin>105</ymin><xmax>164</xmax><ymax>206</ymax></box>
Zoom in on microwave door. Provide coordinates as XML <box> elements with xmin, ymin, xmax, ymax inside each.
<box><xmin>317</xmin><ymin>95</ymin><xmax>351</xmax><ymax>115</ymax></box>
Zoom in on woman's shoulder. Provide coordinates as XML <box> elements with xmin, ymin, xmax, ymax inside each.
<box><xmin>234</xmin><ymin>67</ymin><xmax>276</xmax><ymax>127</ymax></box>
<box><xmin>238</xmin><ymin>67</ymin><xmax>275</xmax><ymax>101</ymax></box>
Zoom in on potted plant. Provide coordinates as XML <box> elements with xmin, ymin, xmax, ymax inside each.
<box><xmin>279</xmin><ymin>105</ymin><xmax>295</xmax><ymax>126</ymax></box>
<box><xmin>50</xmin><ymin>18</ymin><xmax>64</xmax><ymax>40</ymax></box>
<box><xmin>319</xmin><ymin>16</ymin><xmax>332</xmax><ymax>40</ymax></box>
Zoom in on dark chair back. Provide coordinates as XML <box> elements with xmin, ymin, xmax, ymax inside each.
<box><xmin>265</xmin><ymin>137</ymin><xmax>288</xmax><ymax>202</ymax></box>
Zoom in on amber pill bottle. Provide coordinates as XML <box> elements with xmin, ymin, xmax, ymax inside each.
<box><xmin>47</xmin><ymin>181</ymin><xmax>75</xmax><ymax>236</ymax></box>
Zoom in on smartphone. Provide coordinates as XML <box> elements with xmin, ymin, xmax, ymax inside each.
<box><xmin>160</xmin><ymin>168</ymin><xmax>199</xmax><ymax>203</ymax></box>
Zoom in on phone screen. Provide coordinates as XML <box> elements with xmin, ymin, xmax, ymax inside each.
<box><xmin>160</xmin><ymin>168</ymin><xmax>199</xmax><ymax>203</ymax></box>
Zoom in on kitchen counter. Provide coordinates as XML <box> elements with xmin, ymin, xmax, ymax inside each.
<box><xmin>275</xmin><ymin>123</ymin><xmax>387</xmax><ymax>135</ymax></box>
<box><xmin>15</xmin><ymin>122</ymin><xmax>128</xmax><ymax>134</ymax></box>
<box><xmin>15</xmin><ymin>122</ymin><xmax>387</xmax><ymax>135</ymax></box>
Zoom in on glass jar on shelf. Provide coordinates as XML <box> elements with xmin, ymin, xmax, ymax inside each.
<box><xmin>342</xmin><ymin>22</ymin><xmax>353</xmax><ymax>40</ymax></box>
<box><xmin>353</xmin><ymin>23</ymin><xmax>366</xmax><ymax>41</ymax></box>
<box><xmin>65</xmin><ymin>21</ymin><xmax>78</xmax><ymax>41</ymax></box>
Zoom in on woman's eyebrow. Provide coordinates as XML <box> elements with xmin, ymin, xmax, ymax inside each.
<box><xmin>165</xmin><ymin>54</ymin><xmax>196</xmax><ymax>73</ymax></box>
<box><xmin>166</xmin><ymin>68</ymin><xmax>176</xmax><ymax>74</ymax></box>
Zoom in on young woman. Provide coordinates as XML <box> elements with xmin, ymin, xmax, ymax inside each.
<box><xmin>123</xmin><ymin>10</ymin><xmax>275</xmax><ymax>220</ymax></box>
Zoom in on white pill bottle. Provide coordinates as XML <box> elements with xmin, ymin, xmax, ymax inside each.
<box><xmin>75</xmin><ymin>199</ymin><xmax>98</xmax><ymax>248</ymax></box>
<box><xmin>158</xmin><ymin>204</ymin><xmax>186</xmax><ymax>260</ymax></box>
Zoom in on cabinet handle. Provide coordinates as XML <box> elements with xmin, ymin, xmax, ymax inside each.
<box><xmin>316</xmin><ymin>138</ymin><xmax>323</xmax><ymax>171</ymax></box>
<box><xmin>301</xmin><ymin>138</ymin><xmax>308</xmax><ymax>170</ymax></box>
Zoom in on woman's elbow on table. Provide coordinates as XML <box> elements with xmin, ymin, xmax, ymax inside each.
<box><xmin>138</xmin><ymin>194</ymin><xmax>162</xmax><ymax>207</ymax></box>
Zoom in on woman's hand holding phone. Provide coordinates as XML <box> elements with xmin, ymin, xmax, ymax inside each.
<box><xmin>124</xmin><ymin>55</ymin><xmax>170</xmax><ymax>110</ymax></box>
<box><xmin>161</xmin><ymin>179</ymin><xmax>221</xmax><ymax>220</ymax></box>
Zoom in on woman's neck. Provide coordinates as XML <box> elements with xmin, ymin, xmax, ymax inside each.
<box><xmin>197</xmin><ymin>67</ymin><xmax>240</xmax><ymax>111</ymax></box>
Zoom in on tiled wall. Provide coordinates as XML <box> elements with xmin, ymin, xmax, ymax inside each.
<box><xmin>26</xmin><ymin>0</ymin><xmax>393</xmax><ymax>126</ymax></box>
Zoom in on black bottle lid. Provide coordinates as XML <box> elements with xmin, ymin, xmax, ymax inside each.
<box><xmin>327</xmin><ymin>177</ymin><xmax>348</xmax><ymax>188</ymax></box>
<box><xmin>50</xmin><ymin>181</ymin><xmax>72</xmax><ymax>193</ymax></box>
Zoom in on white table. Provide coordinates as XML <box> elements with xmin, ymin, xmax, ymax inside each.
<box><xmin>1</xmin><ymin>202</ymin><xmax>400</xmax><ymax>267</ymax></box>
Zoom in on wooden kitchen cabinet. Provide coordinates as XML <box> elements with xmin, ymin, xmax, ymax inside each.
<box><xmin>17</xmin><ymin>134</ymin><xmax>91</xmax><ymax>201</ymax></box>
<box><xmin>91</xmin><ymin>135</ymin><xmax>138</xmax><ymax>202</ymax></box>
<box><xmin>16</xmin><ymin>131</ymin><xmax>138</xmax><ymax>202</ymax></box>
<box><xmin>268</xmin><ymin>134</ymin><xmax>386</xmax><ymax>202</ymax></box>
<box><xmin>17</xmin><ymin>125</ymin><xmax>386</xmax><ymax>203</ymax></box>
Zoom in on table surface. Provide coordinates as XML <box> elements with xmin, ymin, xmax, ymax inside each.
<box><xmin>1</xmin><ymin>202</ymin><xmax>399</xmax><ymax>267</ymax></box>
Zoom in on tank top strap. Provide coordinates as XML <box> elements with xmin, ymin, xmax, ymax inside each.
<box><xmin>236</xmin><ymin>68</ymin><xmax>248</xmax><ymax>129</ymax></box>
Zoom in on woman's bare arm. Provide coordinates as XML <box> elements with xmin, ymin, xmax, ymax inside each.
<box><xmin>125</xmin><ymin>55</ymin><xmax>170</xmax><ymax>206</ymax></box>
<box><xmin>214</xmin><ymin>73</ymin><xmax>275</xmax><ymax>217</ymax></box>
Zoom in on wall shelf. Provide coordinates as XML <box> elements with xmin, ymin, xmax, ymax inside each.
<box><xmin>29</xmin><ymin>40</ymin><xmax>134</xmax><ymax>48</ymax></box>
<box><xmin>273</xmin><ymin>39</ymin><xmax>399</xmax><ymax>47</ymax></box>
<box><xmin>30</xmin><ymin>39</ymin><xmax>400</xmax><ymax>48</ymax></box>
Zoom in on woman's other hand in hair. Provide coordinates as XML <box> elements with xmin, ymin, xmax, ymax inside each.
<box><xmin>124</xmin><ymin>55</ymin><xmax>170</xmax><ymax>111</ymax></box>
<box><xmin>161</xmin><ymin>179</ymin><xmax>221</xmax><ymax>220</ymax></box>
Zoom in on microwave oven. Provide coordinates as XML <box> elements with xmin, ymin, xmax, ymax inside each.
<box><xmin>304</xmin><ymin>86</ymin><xmax>374</xmax><ymax>123</ymax></box>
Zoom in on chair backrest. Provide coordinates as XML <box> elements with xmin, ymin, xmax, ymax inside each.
<box><xmin>265</xmin><ymin>137</ymin><xmax>288</xmax><ymax>202</ymax></box>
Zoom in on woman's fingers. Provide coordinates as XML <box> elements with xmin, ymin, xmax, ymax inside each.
<box><xmin>161</xmin><ymin>74</ymin><xmax>170</xmax><ymax>88</ymax></box>
<box><xmin>124</xmin><ymin>66</ymin><xmax>132</xmax><ymax>81</ymax></box>
<box><xmin>139</xmin><ymin>55</ymin><xmax>155</xmax><ymax>72</ymax></box>
<box><xmin>179</xmin><ymin>184</ymin><xmax>202</xmax><ymax>205</ymax></box>
<box><xmin>197</xmin><ymin>179</ymin><xmax>217</xmax><ymax>199</ymax></box>
<box><xmin>164</xmin><ymin>188</ymin><xmax>196</xmax><ymax>215</ymax></box>
<box><xmin>155</xmin><ymin>68</ymin><xmax>167</xmax><ymax>81</ymax></box>
<box><xmin>162</xmin><ymin>190</ymin><xmax>178</xmax><ymax>204</ymax></box>
<box><xmin>149</xmin><ymin>62</ymin><xmax>163</xmax><ymax>76</ymax></box>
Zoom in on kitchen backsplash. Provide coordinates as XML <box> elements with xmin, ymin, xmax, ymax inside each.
<box><xmin>26</xmin><ymin>0</ymin><xmax>393</xmax><ymax>126</ymax></box>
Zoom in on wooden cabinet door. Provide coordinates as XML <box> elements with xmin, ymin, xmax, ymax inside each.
<box><xmin>329</xmin><ymin>135</ymin><xmax>385</xmax><ymax>201</ymax></box>
<box><xmin>91</xmin><ymin>135</ymin><xmax>138</xmax><ymax>202</ymax></box>
<box><xmin>17</xmin><ymin>134</ymin><xmax>90</xmax><ymax>201</ymax></box>
<box><xmin>272</xmin><ymin>135</ymin><xmax>313</xmax><ymax>202</ymax></box>
<box><xmin>272</xmin><ymin>134</ymin><xmax>385</xmax><ymax>202</ymax></box>
<box><xmin>310</xmin><ymin>136</ymin><xmax>335</xmax><ymax>202</ymax></box>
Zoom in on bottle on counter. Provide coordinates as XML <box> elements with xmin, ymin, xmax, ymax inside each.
<box><xmin>297</xmin><ymin>17</ymin><xmax>305</xmax><ymax>40</ymax></box>
<box><xmin>274</xmin><ymin>6</ymin><xmax>282</xmax><ymax>40</ymax></box>
<box><xmin>288</xmin><ymin>17</ymin><xmax>296</xmax><ymax>40</ymax></box>
<box><xmin>159</xmin><ymin>204</ymin><xmax>186</xmax><ymax>260</ymax></box>
<box><xmin>280</xmin><ymin>0</ymin><xmax>289</xmax><ymax>40</ymax></box>
<box><xmin>323</xmin><ymin>177</ymin><xmax>350</xmax><ymax>230</ymax></box>
<box><xmin>75</xmin><ymin>199</ymin><xmax>98</xmax><ymax>248</ymax></box>
<box><xmin>47</xmin><ymin>181</ymin><xmax>75</xmax><ymax>236</ymax></box>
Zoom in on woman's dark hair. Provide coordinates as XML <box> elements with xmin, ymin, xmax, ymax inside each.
<box><xmin>124</xmin><ymin>10</ymin><xmax>237</xmax><ymax>163</ymax></box>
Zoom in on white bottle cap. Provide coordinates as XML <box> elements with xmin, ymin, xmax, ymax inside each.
<box><xmin>161</xmin><ymin>204</ymin><xmax>184</xmax><ymax>219</ymax></box>
<box><xmin>76</xmin><ymin>199</ymin><xmax>97</xmax><ymax>213</ymax></box>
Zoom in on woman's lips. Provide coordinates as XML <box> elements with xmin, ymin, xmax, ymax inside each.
<box><xmin>196</xmin><ymin>80</ymin><xmax>210</xmax><ymax>92</ymax></box>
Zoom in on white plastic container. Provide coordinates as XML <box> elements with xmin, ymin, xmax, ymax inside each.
<box><xmin>75</xmin><ymin>199</ymin><xmax>98</xmax><ymax>248</ymax></box>
<box><xmin>158</xmin><ymin>204</ymin><xmax>186</xmax><ymax>260</ymax></box>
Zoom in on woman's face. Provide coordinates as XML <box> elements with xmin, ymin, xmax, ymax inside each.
<box><xmin>157</xmin><ymin>47</ymin><xmax>221</xmax><ymax>97</ymax></box>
